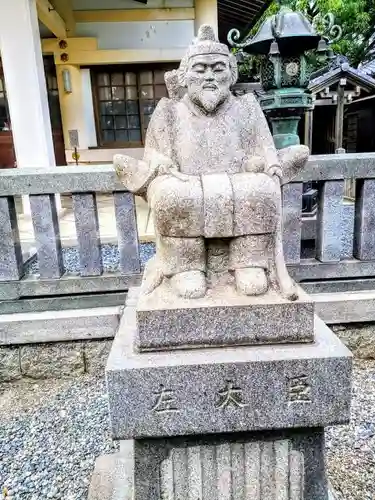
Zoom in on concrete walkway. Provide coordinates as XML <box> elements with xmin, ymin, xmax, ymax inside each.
<box><xmin>17</xmin><ymin>194</ymin><xmax>154</xmax><ymax>258</ymax></box>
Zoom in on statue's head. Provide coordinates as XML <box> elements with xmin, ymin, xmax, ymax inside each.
<box><xmin>179</xmin><ymin>25</ymin><xmax>238</xmax><ymax>113</ymax></box>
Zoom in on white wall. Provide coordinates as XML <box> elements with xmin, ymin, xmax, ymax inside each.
<box><xmin>75</xmin><ymin>20</ymin><xmax>194</xmax><ymax>50</ymax></box>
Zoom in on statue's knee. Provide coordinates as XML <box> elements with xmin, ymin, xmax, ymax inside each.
<box><xmin>151</xmin><ymin>177</ymin><xmax>203</xmax><ymax>237</ymax></box>
<box><xmin>232</xmin><ymin>173</ymin><xmax>279</xmax><ymax>236</ymax></box>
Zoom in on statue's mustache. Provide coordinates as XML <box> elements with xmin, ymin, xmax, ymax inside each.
<box><xmin>202</xmin><ymin>83</ymin><xmax>218</xmax><ymax>90</ymax></box>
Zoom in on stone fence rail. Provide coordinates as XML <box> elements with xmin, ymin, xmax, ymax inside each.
<box><xmin>1</xmin><ymin>152</ymin><xmax>375</xmax><ymax>304</ymax></box>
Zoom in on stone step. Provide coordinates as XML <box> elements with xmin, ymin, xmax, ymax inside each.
<box><xmin>313</xmin><ymin>289</ymin><xmax>375</xmax><ymax>323</ymax></box>
<box><xmin>0</xmin><ymin>306</ymin><xmax>121</xmax><ymax>345</ymax></box>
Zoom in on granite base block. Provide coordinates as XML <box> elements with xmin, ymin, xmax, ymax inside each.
<box><xmin>88</xmin><ymin>452</ymin><xmax>133</xmax><ymax>500</ymax></box>
<box><xmin>89</xmin><ymin>430</ymin><xmax>332</xmax><ymax>500</ymax></box>
<box><xmin>106</xmin><ymin>306</ymin><xmax>352</xmax><ymax>440</ymax></box>
<box><xmin>136</xmin><ymin>282</ymin><xmax>315</xmax><ymax>350</ymax></box>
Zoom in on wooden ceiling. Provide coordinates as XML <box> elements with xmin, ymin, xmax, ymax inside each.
<box><xmin>218</xmin><ymin>0</ymin><xmax>272</xmax><ymax>43</ymax></box>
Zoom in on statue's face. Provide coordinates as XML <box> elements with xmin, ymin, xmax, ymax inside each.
<box><xmin>185</xmin><ymin>54</ymin><xmax>232</xmax><ymax>113</ymax></box>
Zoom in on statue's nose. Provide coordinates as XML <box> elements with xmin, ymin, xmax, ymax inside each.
<box><xmin>204</xmin><ymin>69</ymin><xmax>214</xmax><ymax>80</ymax></box>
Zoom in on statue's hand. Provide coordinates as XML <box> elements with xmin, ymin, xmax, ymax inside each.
<box><xmin>243</xmin><ymin>155</ymin><xmax>266</xmax><ymax>173</ymax></box>
<box><xmin>114</xmin><ymin>152</ymin><xmax>160</xmax><ymax>194</ymax></box>
<box><xmin>114</xmin><ymin>153</ymin><xmax>142</xmax><ymax>187</ymax></box>
<box><xmin>158</xmin><ymin>161</ymin><xmax>190</xmax><ymax>182</ymax></box>
<box><xmin>150</xmin><ymin>151</ymin><xmax>190</xmax><ymax>182</ymax></box>
<box><xmin>277</xmin><ymin>145</ymin><xmax>309</xmax><ymax>185</ymax></box>
<box><xmin>243</xmin><ymin>156</ymin><xmax>282</xmax><ymax>183</ymax></box>
<box><xmin>266</xmin><ymin>163</ymin><xmax>283</xmax><ymax>183</ymax></box>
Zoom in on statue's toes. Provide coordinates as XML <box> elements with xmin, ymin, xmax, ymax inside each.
<box><xmin>235</xmin><ymin>267</ymin><xmax>268</xmax><ymax>296</ymax></box>
<box><xmin>281</xmin><ymin>282</ymin><xmax>299</xmax><ymax>301</ymax></box>
<box><xmin>170</xmin><ymin>271</ymin><xmax>207</xmax><ymax>299</ymax></box>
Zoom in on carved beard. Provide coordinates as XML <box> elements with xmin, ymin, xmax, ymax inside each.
<box><xmin>190</xmin><ymin>87</ymin><xmax>228</xmax><ymax>113</ymax></box>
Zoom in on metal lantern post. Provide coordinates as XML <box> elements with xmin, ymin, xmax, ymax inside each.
<box><xmin>228</xmin><ymin>0</ymin><xmax>341</xmax><ymax>150</ymax></box>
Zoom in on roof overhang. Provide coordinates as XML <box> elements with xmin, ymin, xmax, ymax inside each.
<box><xmin>218</xmin><ymin>0</ymin><xmax>272</xmax><ymax>44</ymax></box>
<box><xmin>309</xmin><ymin>64</ymin><xmax>375</xmax><ymax>95</ymax></box>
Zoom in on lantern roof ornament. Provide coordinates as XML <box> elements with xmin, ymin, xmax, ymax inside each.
<box><xmin>228</xmin><ymin>0</ymin><xmax>342</xmax><ymax>57</ymax></box>
<box><xmin>228</xmin><ymin>3</ymin><xmax>319</xmax><ymax>56</ymax></box>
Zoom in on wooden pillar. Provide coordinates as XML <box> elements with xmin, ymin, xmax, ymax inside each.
<box><xmin>335</xmin><ymin>79</ymin><xmax>346</xmax><ymax>151</ymax></box>
<box><xmin>195</xmin><ymin>0</ymin><xmax>218</xmax><ymax>37</ymax></box>
<box><xmin>304</xmin><ymin>110</ymin><xmax>314</xmax><ymax>149</ymax></box>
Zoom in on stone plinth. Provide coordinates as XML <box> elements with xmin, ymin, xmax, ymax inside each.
<box><xmin>89</xmin><ymin>432</ymin><xmax>339</xmax><ymax>500</ymax></box>
<box><xmin>136</xmin><ymin>279</ymin><xmax>315</xmax><ymax>351</ymax></box>
<box><xmin>107</xmin><ymin>302</ymin><xmax>351</xmax><ymax>440</ymax></box>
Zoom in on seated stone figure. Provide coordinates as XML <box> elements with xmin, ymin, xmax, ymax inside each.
<box><xmin>115</xmin><ymin>24</ymin><xmax>308</xmax><ymax>300</ymax></box>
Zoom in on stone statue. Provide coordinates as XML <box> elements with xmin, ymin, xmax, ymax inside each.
<box><xmin>115</xmin><ymin>24</ymin><xmax>309</xmax><ymax>301</ymax></box>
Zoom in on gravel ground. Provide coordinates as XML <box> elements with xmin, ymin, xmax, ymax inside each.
<box><xmin>1</xmin><ymin>360</ymin><xmax>374</xmax><ymax>500</ymax></box>
<box><xmin>24</xmin><ymin>243</ymin><xmax>156</xmax><ymax>275</ymax></box>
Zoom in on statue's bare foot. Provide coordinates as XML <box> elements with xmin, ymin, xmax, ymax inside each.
<box><xmin>235</xmin><ymin>268</ymin><xmax>268</xmax><ymax>296</ymax></box>
<box><xmin>280</xmin><ymin>281</ymin><xmax>299</xmax><ymax>301</ymax></box>
<box><xmin>170</xmin><ymin>271</ymin><xmax>206</xmax><ymax>299</ymax></box>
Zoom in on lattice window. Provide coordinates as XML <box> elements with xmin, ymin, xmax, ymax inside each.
<box><xmin>93</xmin><ymin>65</ymin><xmax>174</xmax><ymax>147</ymax></box>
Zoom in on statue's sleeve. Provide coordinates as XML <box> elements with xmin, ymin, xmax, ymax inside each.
<box><xmin>114</xmin><ymin>98</ymin><xmax>176</xmax><ymax>198</ymax></box>
<box><xmin>144</xmin><ymin>98</ymin><xmax>175</xmax><ymax>163</ymax></box>
<box><xmin>240</xmin><ymin>93</ymin><xmax>280</xmax><ymax>167</ymax></box>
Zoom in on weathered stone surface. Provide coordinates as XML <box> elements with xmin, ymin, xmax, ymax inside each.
<box><xmin>1</xmin><ymin>152</ymin><xmax>375</xmax><ymax>199</ymax></box>
<box><xmin>332</xmin><ymin>323</ymin><xmax>375</xmax><ymax>359</ymax></box>
<box><xmin>84</xmin><ymin>340</ymin><xmax>113</xmax><ymax>374</ymax></box>
<box><xmin>87</xmin><ymin>24</ymin><xmax>353</xmax><ymax>500</ymax></box>
<box><xmin>134</xmin><ymin>429</ymin><xmax>326</xmax><ymax>500</ymax></box>
<box><xmin>20</xmin><ymin>342</ymin><xmax>85</xmax><ymax>379</ymax></box>
<box><xmin>0</xmin><ymin>196</ymin><xmax>23</xmax><ymax>280</ymax></box>
<box><xmin>0</xmin><ymin>273</ymin><xmax>142</xmax><ymax>302</ymax></box>
<box><xmin>113</xmin><ymin>192</ymin><xmax>140</xmax><ymax>274</ymax></box>
<box><xmin>282</xmin><ymin>183</ymin><xmax>303</xmax><ymax>265</ymax></box>
<box><xmin>316</xmin><ymin>180</ymin><xmax>344</xmax><ymax>263</ymax></box>
<box><xmin>88</xmin><ymin>452</ymin><xmax>133</xmax><ymax>500</ymax></box>
<box><xmin>0</xmin><ymin>307</ymin><xmax>121</xmax><ymax>345</ymax></box>
<box><xmin>107</xmin><ymin>306</ymin><xmax>351</xmax><ymax>440</ymax></box>
<box><xmin>114</xmin><ymin>24</ymin><xmax>308</xmax><ymax>301</ymax></box>
<box><xmin>354</xmin><ymin>179</ymin><xmax>375</xmax><ymax>260</ymax></box>
<box><xmin>0</xmin><ymin>346</ymin><xmax>21</xmax><ymax>382</ymax></box>
<box><xmin>29</xmin><ymin>194</ymin><xmax>64</xmax><ymax>278</ymax></box>
<box><xmin>201</xmin><ymin>173</ymin><xmax>233</xmax><ymax>238</ymax></box>
<box><xmin>72</xmin><ymin>193</ymin><xmax>103</xmax><ymax>276</ymax></box>
<box><xmin>90</xmin><ymin>431</ymin><xmax>330</xmax><ymax>500</ymax></box>
<box><xmin>136</xmin><ymin>282</ymin><xmax>315</xmax><ymax>350</ymax></box>
<box><xmin>341</xmin><ymin>202</ymin><xmax>355</xmax><ymax>259</ymax></box>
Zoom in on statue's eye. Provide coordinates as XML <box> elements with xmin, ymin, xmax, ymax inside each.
<box><xmin>193</xmin><ymin>65</ymin><xmax>205</xmax><ymax>73</ymax></box>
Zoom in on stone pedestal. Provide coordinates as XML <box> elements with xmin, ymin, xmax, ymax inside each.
<box><xmin>136</xmin><ymin>275</ymin><xmax>315</xmax><ymax>351</ymax></box>
<box><xmin>89</xmin><ymin>288</ymin><xmax>352</xmax><ymax>500</ymax></box>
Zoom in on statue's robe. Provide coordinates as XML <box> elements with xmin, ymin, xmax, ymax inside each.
<box><xmin>143</xmin><ymin>93</ymin><xmax>281</xmax><ymax>240</ymax></box>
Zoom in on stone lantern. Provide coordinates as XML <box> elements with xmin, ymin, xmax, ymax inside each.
<box><xmin>228</xmin><ymin>1</ymin><xmax>329</xmax><ymax>149</ymax></box>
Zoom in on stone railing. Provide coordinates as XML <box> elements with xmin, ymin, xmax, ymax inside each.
<box><xmin>0</xmin><ymin>165</ymin><xmax>142</xmax><ymax>303</ymax></box>
<box><xmin>1</xmin><ymin>152</ymin><xmax>375</xmax><ymax>305</ymax></box>
<box><xmin>285</xmin><ymin>152</ymin><xmax>375</xmax><ymax>293</ymax></box>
